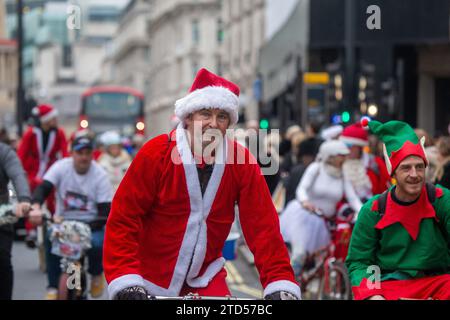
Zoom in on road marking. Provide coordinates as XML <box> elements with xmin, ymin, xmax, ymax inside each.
<box><xmin>229</xmin><ymin>284</ymin><xmax>262</xmax><ymax>298</ymax></box>
<box><xmin>225</xmin><ymin>261</ymin><xmax>244</xmax><ymax>284</ymax></box>
<box><xmin>225</xmin><ymin>264</ymin><xmax>236</xmax><ymax>283</ymax></box>
<box><xmin>225</xmin><ymin>261</ymin><xmax>262</xmax><ymax>299</ymax></box>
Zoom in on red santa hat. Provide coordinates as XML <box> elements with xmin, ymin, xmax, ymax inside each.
<box><xmin>175</xmin><ymin>68</ymin><xmax>240</xmax><ymax>125</ymax></box>
<box><xmin>339</xmin><ymin>122</ymin><xmax>369</xmax><ymax>147</ymax></box>
<box><xmin>32</xmin><ymin>104</ymin><xmax>58</xmax><ymax>123</ymax></box>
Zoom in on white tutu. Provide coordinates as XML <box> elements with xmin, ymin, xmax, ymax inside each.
<box><xmin>280</xmin><ymin>200</ymin><xmax>331</xmax><ymax>258</ymax></box>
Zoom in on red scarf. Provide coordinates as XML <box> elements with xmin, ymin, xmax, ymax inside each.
<box><xmin>374</xmin><ymin>186</ymin><xmax>443</xmax><ymax>240</ymax></box>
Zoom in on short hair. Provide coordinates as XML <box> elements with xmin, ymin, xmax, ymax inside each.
<box><xmin>437</xmin><ymin>136</ymin><xmax>450</xmax><ymax>158</ymax></box>
<box><xmin>308</xmin><ymin>121</ymin><xmax>322</xmax><ymax>135</ymax></box>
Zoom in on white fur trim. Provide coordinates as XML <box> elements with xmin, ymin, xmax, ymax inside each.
<box><xmin>183</xmin><ymin>122</ymin><xmax>228</xmax><ymax>287</ymax></box>
<box><xmin>40</xmin><ymin>108</ymin><xmax>58</xmax><ymax>123</ymax></box>
<box><xmin>263</xmin><ymin>280</ymin><xmax>302</xmax><ymax>299</ymax></box>
<box><xmin>420</xmin><ymin>136</ymin><xmax>429</xmax><ymax>164</ymax></box>
<box><xmin>134</xmin><ymin>124</ymin><xmax>228</xmax><ymax>297</ymax></box>
<box><xmin>186</xmin><ymin>257</ymin><xmax>226</xmax><ymax>288</ymax></box>
<box><xmin>321</xmin><ymin>125</ymin><xmax>343</xmax><ymax>141</ymax></box>
<box><xmin>106</xmin><ymin>125</ymin><xmax>229</xmax><ymax>298</ymax></box>
<box><xmin>382</xmin><ymin>143</ymin><xmax>392</xmax><ymax>175</ymax></box>
<box><xmin>108</xmin><ymin>274</ymin><xmax>145</xmax><ymax>299</ymax></box>
<box><xmin>33</xmin><ymin>128</ymin><xmax>56</xmax><ymax>179</ymax></box>
<box><xmin>175</xmin><ymin>86</ymin><xmax>239</xmax><ymax>125</ymax></box>
<box><xmin>339</xmin><ymin>136</ymin><xmax>368</xmax><ymax>147</ymax></box>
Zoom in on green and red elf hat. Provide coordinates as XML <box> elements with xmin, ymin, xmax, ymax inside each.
<box><xmin>361</xmin><ymin>118</ymin><xmax>428</xmax><ymax>175</ymax></box>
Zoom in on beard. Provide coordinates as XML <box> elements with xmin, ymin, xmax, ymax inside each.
<box><xmin>343</xmin><ymin>159</ymin><xmax>373</xmax><ymax>198</ymax></box>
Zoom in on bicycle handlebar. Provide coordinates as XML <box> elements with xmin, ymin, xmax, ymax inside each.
<box><xmin>147</xmin><ymin>295</ymin><xmax>254</xmax><ymax>300</ymax></box>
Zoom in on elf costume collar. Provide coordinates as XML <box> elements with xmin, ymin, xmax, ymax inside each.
<box><xmin>372</xmin><ymin>185</ymin><xmax>443</xmax><ymax>240</ymax></box>
<box><xmin>361</xmin><ymin>118</ymin><xmax>428</xmax><ymax>175</ymax></box>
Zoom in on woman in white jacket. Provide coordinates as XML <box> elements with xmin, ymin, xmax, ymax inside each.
<box><xmin>279</xmin><ymin>140</ymin><xmax>362</xmax><ymax>275</ymax></box>
<box><xmin>98</xmin><ymin>131</ymin><xmax>132</xmax><ymax>193</ymax></box>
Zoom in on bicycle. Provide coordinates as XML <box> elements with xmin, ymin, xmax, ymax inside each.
<box><xmin>293</xmin><ymin>209</ymin><xmax>353</xmax><ymax>300</ymax></box>
<box><xmin>32</xmin><ymin>211</ymin><xmax>92</xmax><ymax>300</ymax></box>
<box><xmin>0</xmin><ymin>203</ymin><xmax>16</xmax><ymax>226</ymax></box>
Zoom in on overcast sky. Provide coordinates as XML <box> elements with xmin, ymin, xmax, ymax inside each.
<box><xmin>265</xmin><ymin>0</ymin><xmax>299</xmax><ymax>40</ymax></box>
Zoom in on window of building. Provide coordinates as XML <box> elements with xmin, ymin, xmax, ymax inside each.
<box><xmin>144</xmin><ymin>47</ymin><xmax>151</xmax><ymax>61</ymax></box>
<box><xmin>217</xmin><ymin>18</ymin><xmax>224</xmax><ymax>44</ymax></box>
<box><xmin>88</xmin><ymin>6</ymin><xmax>120</xmax><ymax>22</ymax></box>
<box><xmin>192</xmin><ymin>19</ymin><xmax>200</xmax><ymax>45</ymax></box>
<box><xmin>62</xmin><ymin>45</ymin><xmax>73</xmax><ymax>67</ymax></box>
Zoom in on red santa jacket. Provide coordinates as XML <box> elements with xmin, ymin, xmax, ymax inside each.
<box><xmin>366</xmin><ymin>154</ymin><xmax>390</xmax><ymax>195</ymax></box>
<box><xmin>104</xmin><ymin>125</ymin><xmax>300</xmax><ymax>299</ymax></box>
<box><xmin>17</xmin><ymin>126</ymin><xmax>68</xmax><ymax>189</ymax></box>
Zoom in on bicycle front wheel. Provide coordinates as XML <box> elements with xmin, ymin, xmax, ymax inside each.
<box><xmin>318</xmin><ymin>261</ymin><xmax>352</xmax><ymax>300</ymax></box>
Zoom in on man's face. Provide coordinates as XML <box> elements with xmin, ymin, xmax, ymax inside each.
<box><xmin>72</xmin><ymin>148</ymin><xmax>93</xmax><ymax>174</ymax></box>
<box><xmin>393</xmin><ymin>156</ymin><xmax>425</xmax><ymax>197</ymax></box>
<box><xmin>185</xmin><ymin>108</ymin><xmax>230</xmax><ymax>157</ymax></box>
<box><xmin>41</xmin><ymin>118</ymin><xmax>58</xmax><ymax>131</ymax></box>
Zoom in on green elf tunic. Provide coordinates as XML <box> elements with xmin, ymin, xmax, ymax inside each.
<box><xmin>346</xmin><ymin>184</ymin><xmax>450</xmax><ymax>300</ymax></box>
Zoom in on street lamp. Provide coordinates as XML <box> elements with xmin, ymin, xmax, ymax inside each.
<box><xmin>16</xmin><ymin>0</ymin><xmax>24</xmax><ymax>137</ymax></box>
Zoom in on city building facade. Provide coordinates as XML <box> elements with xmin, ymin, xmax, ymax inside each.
<box><xmin>146</xmin><ymin>0</ymin><xmax>222</xmax><ymax>137</ymax></box>
<box><xmin>220</xmin><ymin>0</ymin><xmax>265</xmax><ymax>125</ymax></box>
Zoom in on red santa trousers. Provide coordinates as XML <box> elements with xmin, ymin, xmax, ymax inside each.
<box><xmin>179</xmin><ymin>268</ymin><xmax>231</xmax><ymax>297</ymax></box>
<box><xmin>357</xmin><ymin>274</ymin><xmax>450</xmax><ymax>300</ymax></box>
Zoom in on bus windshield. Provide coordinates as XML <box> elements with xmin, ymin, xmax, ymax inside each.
<box><xmin>84</xmin><ymin>92</ymin><xmax>141</xmax><ymax>121</ymax></box>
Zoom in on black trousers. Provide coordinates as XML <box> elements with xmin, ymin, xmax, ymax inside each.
<box><xmin>0</xmin><ymin>224</ymin><xmax>13</xmax><ymax>300</ymax></box>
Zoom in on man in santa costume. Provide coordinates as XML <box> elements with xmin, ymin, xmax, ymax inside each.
<box><xmin>103</xmin><ymin>68</ymin><xmax>301</xmax><ymax>300</ymax></box>
<box><xmin>17</xmin><ymin>104</ymin><xmax>68</xmax><ymax>247</ymax></box>
<box><xmin>346</xmin><ymin>119</ymin><xmax>450</xmax><ymax>300</ymax></box>
<box><xmin>340</xmin><ymin>121</ymin><xmax>390</xmax><ymax>201</ymax></box>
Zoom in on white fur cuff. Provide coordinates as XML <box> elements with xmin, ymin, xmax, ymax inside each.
<box><xmin>107</xmin><ymin>274</ymin><xmax>145</xmax><ymax>299</ymax></box>
<box><xmin>263</xmin><ymin>280</ymin><xmax>302</xmax><ymax>299</ymax></box>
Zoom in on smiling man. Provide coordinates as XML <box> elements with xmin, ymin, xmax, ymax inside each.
<box><xmin>346</xmin><ymin>120</ymin><xmax>450</xmax><ymax>300</ymax></box>
<box><xmin>103</xmin><ymin>68</ymin><xmax>300</xmax><ymax>300</ymax></box>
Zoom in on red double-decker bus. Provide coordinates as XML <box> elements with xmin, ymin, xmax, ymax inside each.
<box><xmin>79</xmin><ymin>86</ymin><xmax>145</xmax><ymax>136</ymax></box>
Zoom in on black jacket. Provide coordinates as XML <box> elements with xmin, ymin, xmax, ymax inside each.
<box><xmin>436</xmin><ymin>161</ymin><xmax>450</xmax><ymax>189</ymax></box>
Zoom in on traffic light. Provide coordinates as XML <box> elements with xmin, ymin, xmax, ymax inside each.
<box><xmin>341</xmin><ymin>111</ymin><xmax>351</xmax><ymax>123</ymax></box>
<box><xmin>259</xmin><ymin>118</ymin><xmax>269</xmax><ymax>130</ymax></box>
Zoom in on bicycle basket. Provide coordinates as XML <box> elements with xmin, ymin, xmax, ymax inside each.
<box><xmin>50</xmin><ymin>221</ymin><xmax>92</xmax><ymax>259</ymax></box>
<box><xmin>0</xmin><ymin>204</ymin><xmax>16</xmax><ymax>226</ymax></box>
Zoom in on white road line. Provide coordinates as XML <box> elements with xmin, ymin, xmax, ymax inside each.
<box><xmin>229</xmin><ymin>284</ymin><xmax>262</xmax><ymax>299</ymax></box>
<box><xmin>225</xmin><ymin>261</ymin><xmax>262</xmax><ymax>299</ymax></box>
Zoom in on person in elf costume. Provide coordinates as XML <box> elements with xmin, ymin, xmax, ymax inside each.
<box><xmin>346</xmin><ymin>119</ymin><xmax>450</xmax><ymax>300</ymax></box>
<box><xmin>103</xmin><ymin>68</ymin><xmax>301</xmax><ymax>300</ymax></box>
